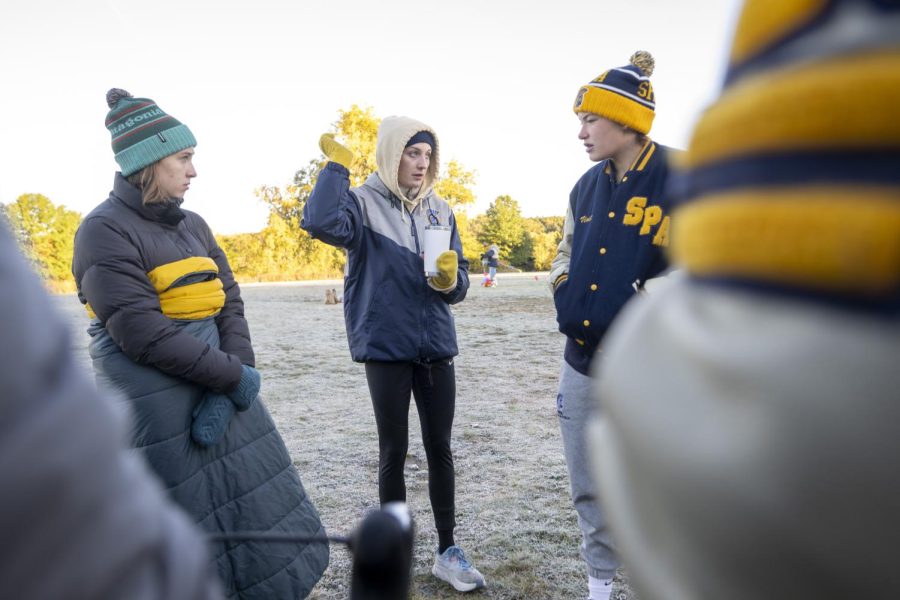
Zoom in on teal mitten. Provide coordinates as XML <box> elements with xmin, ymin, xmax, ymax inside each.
<box><xmin>191</xmin><ymin>391</ymin><xmax>236</xmax><ymax>447</ymax></box>
<box><xmin>227</xmin><ymin>364</ymin><xmax>260</xmax><ymax>412</ymax></box>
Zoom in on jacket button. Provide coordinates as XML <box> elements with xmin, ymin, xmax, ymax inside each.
<box><xmin>599</xmin><ymin>247</ymin><xmax>607</xmax><ymax>255</ymax></box>
<box><xmin>583</xmin><ymin>319</ymin><xmax>590</xmax><ymax>327</ymax></box>
<box><xmin>590</xmin><ymin>284</ymin><xmax>598</xmax><ymax>291</ymax></box>
<box><xmin>608</xmin><ymin>211</ymin><xmax>615</xmax><ymax>218</ymax></box>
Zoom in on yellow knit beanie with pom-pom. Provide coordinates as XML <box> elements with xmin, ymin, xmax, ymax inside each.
<box><xmin>573</xmin><ymin>50</ymin><xmax>657</xmax><ymax>134</ymax></box>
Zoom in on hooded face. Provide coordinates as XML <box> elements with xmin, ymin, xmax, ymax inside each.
<box><xmin>398</xmin><ymin>142</ymin><xmax>432</xmax><ymax>193</ymax></box>
<box><xmin>375</xmin><ymin>116</ymin><xmax>440</xmax><ymax>206</ymax></box>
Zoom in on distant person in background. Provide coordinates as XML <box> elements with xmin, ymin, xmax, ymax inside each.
<box><xmin>481</xmin><ymin>243</ymin><xmax>499</xmax><ymax>286</ymax></box>
<box><xmin>548</xmin><ymin>51</ymin><xmax>673</xmax><ymax>600</ymax></box>
<box><xmin>72</xmin><ymin>89</ymin><xmax>328</xmax><ymax>598</ymax></box>
<box><xmin>302</xmin><ymin>116</ymin><xmax>485</xmax><ymax>593</ymax></box>
<box><xmin>488</xmin><ymin>244</ymin><xmax>500</xmax><ymax>285</ymax></box>
<box><xmin>0</xmin><ymin>221</ymin><xmax>222</xmax><ymax>600</ymax></box>
<box><xmin>588</xmin><ymin>2</ymin><xmax>900</xmax><ymax>599</ymax></box>
<box><xmin>480</xmin><ymin>242</ymin><xmax>490</xmax><ymax>282</ymax></box>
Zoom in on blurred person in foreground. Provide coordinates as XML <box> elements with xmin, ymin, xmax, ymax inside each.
<box><xmin>588</xmin><ymin>1</ymin><xmax>900</xmax><ymax>599</ymax></box>
<box><xmin>72</xmin><ymin>89</ymin><xmax>328</xmax><ymax>598</ymax></box>
<box><xmin>0</xmin><ymin>220</ymin><xmax>222</xmax><ymax>600</ymax></box>
<box><xmin>301</xmin><ymin>116</ymin><xmax>485</xmax><ymax>592</ymax></box>
<box><xmin>548</xmin><ymin>50</ymin><xmax>674</xmax><ymax>600</ymax></box>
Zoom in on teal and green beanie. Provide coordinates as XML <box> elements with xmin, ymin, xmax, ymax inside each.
<box><xmin>573</xmin><ymin>51</ymin><xmax>657</xmax><ymax>134</ymax></box>
<box><xmin>105</xmin><ymin>88</ymin><xmax>196</xmax><ymax>176</ymax></box>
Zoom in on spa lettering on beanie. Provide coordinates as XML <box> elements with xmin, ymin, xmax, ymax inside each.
<box><xmin>105</xmin><ymin>88</ymin><xmax>197</xmax><ymax>177</ymax></box>
<box><xmin>573</xmin><ymin>50</ymin><xmax>656</xmax><ymax>134</ymax></box>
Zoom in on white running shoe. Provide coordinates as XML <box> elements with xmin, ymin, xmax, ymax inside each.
<box><xmin>432</xmin><ymin>545</ymin><xmax>486</xmax><ymax>592</ymax></box>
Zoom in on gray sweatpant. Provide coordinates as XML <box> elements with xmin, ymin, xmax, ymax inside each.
<box><xmin>557</xmin><ymin>359</ymin><xmax>619</xmax><ymax>580</ymax></box>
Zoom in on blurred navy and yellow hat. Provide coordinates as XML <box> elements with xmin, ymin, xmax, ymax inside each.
<box><xmin>671</xmin><ymin>0</ymin><xmax>900</xmax><ymax>307</ymax></box>
<box><xmin>573</xmin><ymin>51</ymin><xmax>657</xmax><ymax>134</ymax></box>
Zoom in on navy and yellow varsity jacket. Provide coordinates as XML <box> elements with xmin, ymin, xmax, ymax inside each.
<box><xmin>549</xmin><ymin>141</ymin><xmax>673</xmax><ymax>374</ymax></box>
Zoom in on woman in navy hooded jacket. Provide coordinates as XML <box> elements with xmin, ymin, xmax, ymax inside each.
<box><xmin>302</xmin><ymin>116</ymin><xmax>486</xmax><ymax>593</ymax></box>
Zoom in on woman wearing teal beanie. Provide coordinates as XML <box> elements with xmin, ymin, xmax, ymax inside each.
<box><xmin>72</xmin><ymin>89</ymin><xmax>328</xmax><ymax>598</ymax></box>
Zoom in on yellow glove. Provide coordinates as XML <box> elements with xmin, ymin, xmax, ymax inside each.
<box><xmin>319</xmin><ymin>133</ymin><xmax>354</xmax><ymax>169</ymax></box>
<box><xmin>429</xmin><ymin>250</ymin><xmax>458</xmax><ymax>292</ymax></box>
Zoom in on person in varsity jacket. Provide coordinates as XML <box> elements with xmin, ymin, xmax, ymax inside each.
<box><xmin>547</xmin><ymin>50</ymin><xmax>673</xmax><ymax>600</ymax></box>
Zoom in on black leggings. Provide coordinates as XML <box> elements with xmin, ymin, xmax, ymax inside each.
<box><xmin>364</xmin><ymin>359</ymin><xmax>456</xmax><ymax>531</ymax></box>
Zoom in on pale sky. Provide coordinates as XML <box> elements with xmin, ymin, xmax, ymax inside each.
<box><xmin>0</xmin><ymin>0</ymin><xmax>743</xmax><ymax>234</ymax></box>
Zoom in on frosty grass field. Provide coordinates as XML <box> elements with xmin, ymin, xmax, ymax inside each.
<box><xmin>54</xmin><ymin>273</ymin><xmax>633</xmax><ymax>599</ymax></box>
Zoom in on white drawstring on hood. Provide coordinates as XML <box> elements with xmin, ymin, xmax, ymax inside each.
<box><xmin>375</xmin><ymin>116</ymin><xmax>440</xmax><ymax>218</ymax></box>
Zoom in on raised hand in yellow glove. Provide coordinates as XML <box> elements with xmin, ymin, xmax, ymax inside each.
<box><xmin>428</xmin><ymin>250</ymin><xmax>458</xmax><ymax>292</ymax></box>
<box><xmin>319</xmin><ymin>133</ymin><xmax>355</xmax><ymax>170</ymax></box>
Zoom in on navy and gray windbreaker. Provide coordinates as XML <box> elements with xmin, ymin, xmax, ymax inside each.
<box><xmin>302</xmin><ymin>116</ymin><xmax>469</xmax><ymax>362</ymax></box>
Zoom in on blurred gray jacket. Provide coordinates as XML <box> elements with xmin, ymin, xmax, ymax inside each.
<box><xmin>589</xmin><ymin>276</ymin><xmax>900</xmax><ymax>600</ymax></box>
<box><xmin>0</xmin><ymin>222</ymin><xmax>223</xmax><ymax>600</ymax></box>
<box><xmin>588</xmin><ymin>2</ymin><xmax>900</xmax><ymax>598</ymax></box>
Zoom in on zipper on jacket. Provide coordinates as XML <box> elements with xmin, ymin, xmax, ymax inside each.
<box><xmin>408</xmin><ymin>208</ymin><xmax>430</xmax><ymax>358</ymax></box>
<box><xmin>167</xmin><ymin>270</ymin><xmax>218</xmax><ymax>291</ymax></box>
<box><xmin>408</xmin><ymin>208</ymin><xmax>421</xmax><ymax>255</ymax></box>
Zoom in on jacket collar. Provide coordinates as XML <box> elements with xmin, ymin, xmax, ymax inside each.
<box><xmin>112</xmin><ymin>172</ymin><xmax>186</xmax><ymax>226</ymax></box>
<box><xmin>363</xmin><ymin>172</ymin><xmax>435</xmax><ymax>218</ymax></box>
<box><xmin>603</xmin><ymin>140</ymin><xmax>659</xmax><ymax>185</ymax></box>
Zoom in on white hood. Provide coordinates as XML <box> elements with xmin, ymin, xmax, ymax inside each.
<box><xmin>375</xmin><ymin>115</ymin><xmax>440</xmax><ymax>213</ymax></box>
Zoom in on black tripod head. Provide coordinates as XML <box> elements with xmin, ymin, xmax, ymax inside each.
<box><xmin>349</xmin><ymin>502</ymin><xmax>415</xmax><ymax>600</ymax></box>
